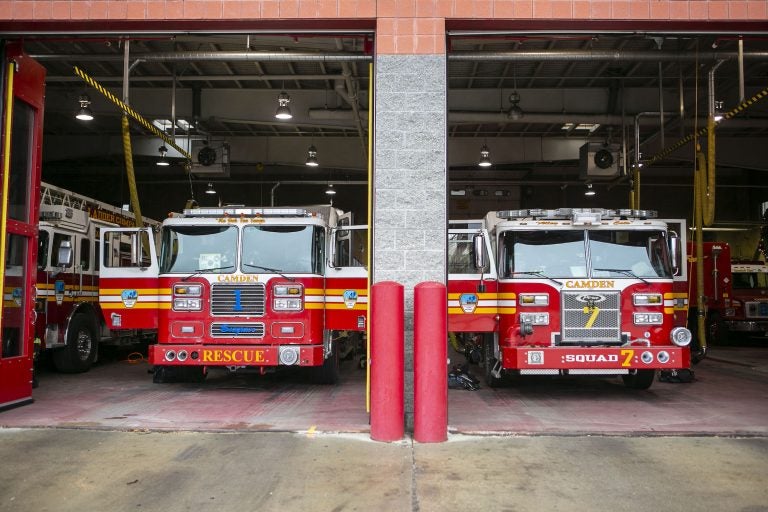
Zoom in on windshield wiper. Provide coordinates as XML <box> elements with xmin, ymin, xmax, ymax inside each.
<box><xmin>509</xmin><ymin>271</ymin><xmax>562</xmax><ymax>286</ymax></box>
<box><xmin>242</xmin><ymin>263</ymin><xmax>295</xmax><ymax>282</ymax></box>
<box><xmin>593</xmin><ymin>268</ymin><xmax>649</xmax><ymax>284</ymax></box>
<box><xmin>182</xmin><ymin>265</ymin><xmax>234</xmax><ymax>281</ymax></box>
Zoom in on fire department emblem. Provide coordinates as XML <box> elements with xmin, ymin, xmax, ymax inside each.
<box><xmin>459</xmin><ymin>293</ymin><xmax>478</xmax><ymax>313</ymax></box>
<box><xmin>12</xmin><ymin>287</ymin><xmax>22</xmax><ymax>306</ymax></box>
<box><xmin>54</xmin><ymin>280</ymin><xmax>65</xmax><ymax>305</ymax></box>
<box><xmin>527</xmin><ymin>350</ymin><xmax>545</xmax><ymax>365</ymax></box>
<box><xmin>121</xmin><ymin>289</ymin><xmax>138</xmax><ymax>308</ymax></box>
<box><xmin>343</xmin><ymin>289</ymin><xmax>358</xmax><ymax>309</ymax></box>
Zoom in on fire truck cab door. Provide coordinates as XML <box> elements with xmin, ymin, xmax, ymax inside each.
<box><xmin>326</xmin><ymin>218</ymin><xmax>368</xmax><ymax>331</ymax></box>
<box><xmin>98</xmin><ymin>227</ymin><xmax>160</xmax><ymax>330</ymax></box>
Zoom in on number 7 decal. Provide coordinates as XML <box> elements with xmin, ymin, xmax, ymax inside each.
<box><xmin>582</xmin><ymin>306</ymin><xmax>600</xmax><ymax>328</ymax></box>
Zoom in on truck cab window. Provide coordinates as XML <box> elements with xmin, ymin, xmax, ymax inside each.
<box><xmin>52</xmin><ymin>233</ymin><xmax>73</xmax><ymax>268</ymax></box>
<box><xmin>80</xmin><ymin>238</ymin><xmax>91</xmax><ymax>271</ymax></box>
<box><xmin>160</xmin><ymin>225</ymin><xmax>237</xmax><ymax>274</ymax></box>
<box><xmin>242</xmin><ymin>225</ymin><xmax>323</xmax><ymax>274</ymax></box>
<box><xmin>37</xmin><ymin>230</ymin><xmax>49</xmax><ymax>269</ymax></box>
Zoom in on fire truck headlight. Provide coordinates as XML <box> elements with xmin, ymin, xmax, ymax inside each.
<box><xmin>279</xmin><ymin>346</ymin><xmax>300</xmax><ymax>366</ymax></box>
<box><xmin>174</xmin><ymin>284</ymin><xmax>202</xmax><ymax>296</ymax></box>
<box><xmin>519</xmin><ymin>294</ymin><xmax>549</xmax><ymax>306</ymax></box>
<box><xmin>633</xmin><ymin>293</ymin><xmax>663</xmax><ymax>306</ymax></box>
<box><xmin>670</xmin><ymin>327</ymin><xmax>692</xmax><ymax>347</ymax></box>
<box><xmin>274</xmin><ymin>284</ymin><xmax>303</xmax><ymax>297</ymax></box>
<box><xmin>173</xmin><ymin>298</ymin><xmax>202</xmax><ymax>311</ymax></box>
<box><xmin>274</xmin><ymin>298</ymin><xmax>302</xmax><ymax>311</ymax></box>
<box><xmin>519</xmin><ymin>312</ymin><xmax>549</xmax><ymax>325</ymax></box>
<box><xmin>633</xmin><ymin>312</ymin><xmax>663</xmax><ymax>325</ymax></box>
<box><xmin>164</xmin><ymin>350</ymin><xmax>177</xmax><ymax>362</ymax></box>
<box><xmin>657</xmin><ymin>351</ymin><xmax>670</xmax><ymax>363</ymax></box>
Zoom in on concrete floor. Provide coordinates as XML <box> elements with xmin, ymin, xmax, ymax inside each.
<box><xmin>1</xmin><ymin>344</ymin><xmax>767</xmax><ymax>511</ymax></box>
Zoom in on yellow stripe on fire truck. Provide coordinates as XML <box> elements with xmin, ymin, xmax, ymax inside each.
<box><xmin>99</xmin><ymin>288</ymin><xmax>172</xmax><ymax>309</ymax></box>
<box><xmin>304</xmin><ymin>288</ymin><xmax>369</xmax><ymax>310</ymax></box>
<box><xmin>447</xmin><ymin>292</ymin><xmax>516</xmax><ymax>315</ymax></box>
<box><xmin>664</xmin><ymin>292</ymin><xmax>688</xmax><ymax>314</ymax></box>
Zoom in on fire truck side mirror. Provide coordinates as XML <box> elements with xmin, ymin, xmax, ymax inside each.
<box><xmin>57</xmin><ymin>240</ymin><xmax>73</xmax><ymax>269</ymax></box>
<box><xmin>669</xmin><ymin>232</ymin><xmax>681</xmax><ymax>275</ymax></box>
<box><xmin>473</xmin><ymin>233</ymin><xmax>487</xmax><ymax>270</ymax></box>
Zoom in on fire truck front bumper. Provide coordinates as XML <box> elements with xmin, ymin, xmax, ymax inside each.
<box><xmin>149</xmin><ymin>344</ymin><xmax>325</xmax><ymax>367</ymax></box>
<box><xmin>502</xmin><ymin>345</ymin><xmax>690</xmax><ymax>373</ymax></box>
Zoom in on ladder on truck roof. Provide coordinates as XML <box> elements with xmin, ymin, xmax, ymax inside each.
<box><xmin>40</xmin><ymin>181</ymin><xmax>160</xmax><ymax>228</ymax></box>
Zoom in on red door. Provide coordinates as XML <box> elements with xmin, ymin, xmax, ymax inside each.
<box><xmin>0</xmin><ymin>43</ymin><xmax>46</xmax><ymax>410</ymax></box>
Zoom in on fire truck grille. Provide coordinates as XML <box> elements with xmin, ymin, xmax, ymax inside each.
<box><xmin>210</xmin><ymin>283</ymin><xmax>266</xmax><ymax>316</ymax></box>
<box><xmin>210</xmin><ymin>322</ymin><xmax>265</xmax><ymax>338</ymax></box>
<box><xmin>561</xmin><ymin>291</ymin><xmax>621</xmax><ymax>344</ymax></box>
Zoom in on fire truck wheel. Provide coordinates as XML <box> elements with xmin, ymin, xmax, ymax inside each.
<box><xmin>483</xmin><ymin>334</ymin><xmax>503</xmax><ymax>388</ymax></box>
<box><xmin>53</xmin><ymin>313</ymin><xmax>97</xmax><ymax>373</ymax></box>
<box><xmin>310</xmin><ymin>344</ymin><xmax>339</xmax><ymax>385</ymax></box>
<box><xmin>622</xmin><ymin>369</ymin><xmax>656</xmax><ymax>390</ymax></box>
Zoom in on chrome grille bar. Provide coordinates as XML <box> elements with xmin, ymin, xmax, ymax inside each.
<box><xmin>561</xmin><ymin>291</ymin><xmax>621</xmax><ymax>343</ymax></box>
<box><xmin>211</xmin><ymin>283</ymin><xmax>266</xmax><ymax>316</ymax></box>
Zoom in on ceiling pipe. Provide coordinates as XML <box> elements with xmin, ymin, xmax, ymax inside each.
<box><xmin>335</xmin><ymin>38</ymin><xmax>368</xmax><ymax>156</ymax></box>
<box><xmin>31</xmin><ymin>51</ymin><xmax>372</xmax><ymax>62</ymax></box>
<box><xmin>46</xmin><ymin>74</ymin><xmax>350</xmax><ymax>83</ymax></box>
<box><xmin>308</xmin><ymin>108</ymin><xmax>768</xmax><ymax>128</ymax></box>
<box><xmin>449</xmin><ymin>49</ymin><xmax>768</xmax><ymax>62</ymax></box>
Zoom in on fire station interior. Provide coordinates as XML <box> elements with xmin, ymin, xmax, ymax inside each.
<box><xmin>3</xmin><ymin>29</ymin><xmax>768</xmax><ymax>433</ymax></box>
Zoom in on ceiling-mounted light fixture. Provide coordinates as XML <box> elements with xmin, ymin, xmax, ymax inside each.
<box><xmin>478</xmin><ymin>144</ymin><xmax>492</xmax><ymax>167</ymax></box>
<box><xmin>584</xmin><ymin>183</ymin><xmax>596</xmax><ymax>196</ymax></box>
<box><xmin>325</xmin><ymin>183</ymin><xmax>336</xmax><ymax>196</ymax></box>
<box><xmin>507</xmin><ymin>64</ymin><xmax>524</xmax><ymax>120</ymax></box>
<box><xmin>156</xmin><ymin>145</ymin><xmax>170</xmax><ymax>166</ymax></box>
<box><xmin>508</xmin><ymin>91</ymin><xmax>524</xmax><ymax>121</ymax></box>
<box><xmin>275</xmin><ymin>91</ymin><xmax>293</xmax><ymax>120</ymax></box>
<box><xmin>205</xmin><ymin>182</ymin><xmax>217</xmax><ymax>195</ymax></box>
<box><xmin>305</xmin><ymin>145</ymin><xmax>319</xmax><ymax>167</ymax></box>
<box><xmin>75</xmin><ymin>94</ymin><xmax>94</xmax><ymax>121</ymax></box>
<box><xmin>714</xmin><ymin>100</ymin><xmax>725</xmax><ymax>122</ymax></box>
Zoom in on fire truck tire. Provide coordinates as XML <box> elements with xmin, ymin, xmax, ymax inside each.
<box><xmin>622</xmin><ymin>369</ymin><xmax>655</xmax><ymax>390</ymax></box>
<box><xmin>53</xmin><ymin>314</ymin><xmax>97</xmax><ymax>373</ymax></box>
<box><xmin>310</xmin><ymin>344</ymin><xmax>339</xmax><ymax>385</ymax></box>
<box><xmin>483</xmin><ymin>334</ymin><xmax>503</xmax><ymax>388</ymax></box>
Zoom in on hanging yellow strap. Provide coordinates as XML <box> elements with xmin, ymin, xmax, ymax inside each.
<box><xmin>73</xmin><ymin>65</ymin><xmax>191</xmax><ymax>160</ymax></box>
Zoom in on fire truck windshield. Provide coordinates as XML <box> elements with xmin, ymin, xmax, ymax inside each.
<box><xmin>500</xmin><ymin>228</ymin><xmax>672</xmax><ymax>279</ymax></box>
<box><xmin>160</xmin><ymin>225</ymin><xmax>237</xmax><ymax>273</ymax></box>
<box><xmin>241</xmin><ymin>225</ymin><xmax>324</xmax><ymax>275</ymax></box>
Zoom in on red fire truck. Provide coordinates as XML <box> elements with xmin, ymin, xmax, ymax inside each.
<box><xmin>448</xmin><ymin>208</ymin><xmax>692</xmax><ymax>390</ymax></box>
<box><xmin>684</xmin><ymin>241</ymin><xmax>733</xmax><ymax>346</ymax></box>
<box><xmin>98</xmin><ymin>205</ymin><xmax>368</xmax><ymax>383</ymax></box>
<box><xmin>726</xmin><ymin>261</ymin><xmax>768</xmax><ymax>339</ymax></box>
<box><xmin>34</xmin><ymin>182</ymin><xmax>161</xmax><ymax>373</ymax></box>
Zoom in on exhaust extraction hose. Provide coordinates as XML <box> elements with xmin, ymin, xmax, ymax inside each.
<box><xmin>121</xmin><ymin>114</ymin><xmax>143</xmax><ymax>227</ymax></box>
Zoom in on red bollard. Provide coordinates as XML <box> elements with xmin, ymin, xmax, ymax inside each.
<box><xmin>413</xmin><ymin>281</ymin><xmax>448</xmax><ymax>443</ymax></box>
<box><xmin>370</xmin><ymin>281</ymin><xmax>404</xmax><ymax>442</ymax></box>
